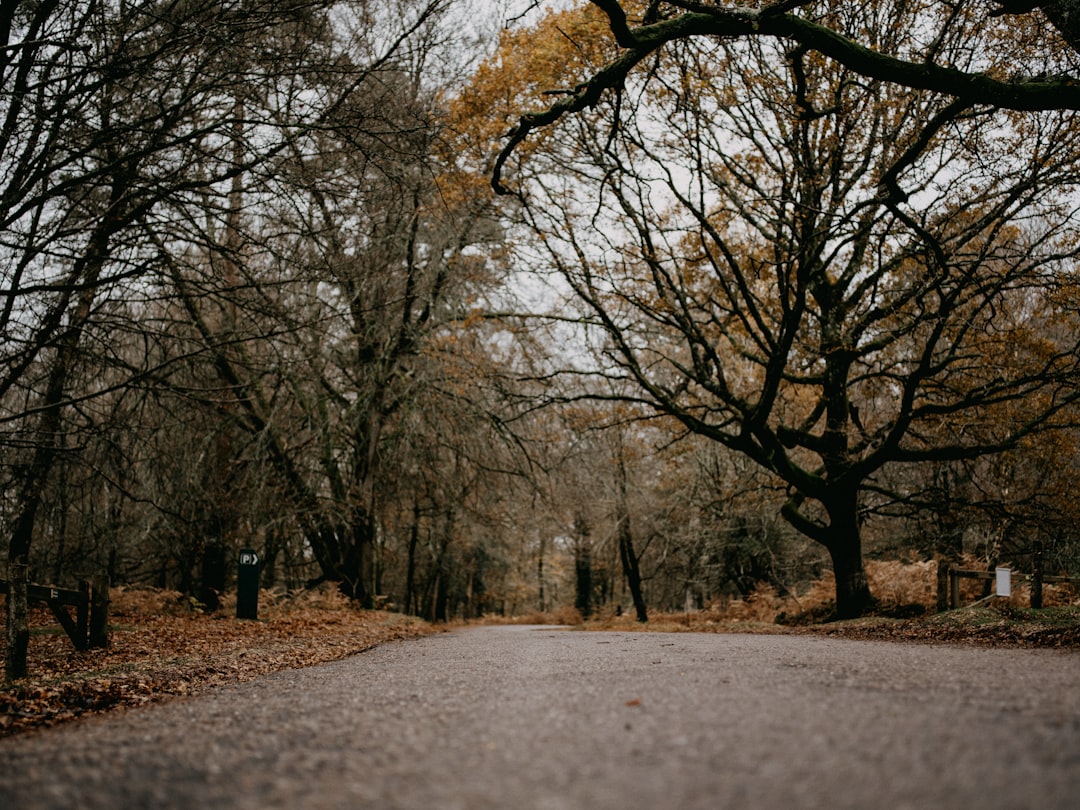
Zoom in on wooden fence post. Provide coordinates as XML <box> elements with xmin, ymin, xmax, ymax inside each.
<box><xmin>935</xmin><ymin>558</ymin><xmax>950</xmax><ymax>613</ymax></box>
<box><xmin>1031</xmin><ymin>540</ymin><xmax>1044</xmax><ymax>609</ymax></box>
<box><xmin>5</xmin><ymin>560</ymin><xmax>29</xmax><ymax>681</ymax></box>
<box><xmin>89</xmin><ymin>576</ymin><xmax>110</xmax><ymax>649</ymax></box>
<box><xmin>77</xmin><ymin>580</ymin><xmax>90</xmax><ymax>648</ymax></box>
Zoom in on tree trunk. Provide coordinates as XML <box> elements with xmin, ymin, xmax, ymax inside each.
<box><xmin>336</xmin><ymin>517</ymin><xmax>374</xmax><ymax>608</ymax></box>
<box><xmin>200</xmin><ymin>543</ymin><xmax>226</xmax><ymax>611</ymax></box>
<box><xmin>614</xmin><ymin>444</ymin><xmax>648</xmax><ymax>623</ymax></box>
<box><xmin>469</xmin><ymin>548</ymin><xmax>487</xmax><ymax>619</ymax></box>
<box><xmin>1031</xmin><ymin>537</ymin><xmax>1044</xmax><ymax>609</ymax></box>
<box><xmin>434</xmin><ymin>571</ymin><xmax>449</xmax><ymax>622</ymax></box>
<box><xmin>574</xmin><ymin>543</ymin><xmax>593</xmax><ymax>619</ymax></box>
<box><xmin>828</xmin><ymin>543</ymin><xmax>873</xmax><ymax>619</ymax></box>
<box><xmin>934</xmin><ymin>531</ymin><xmax>962</xmax><ymax>613</ymax></box>
<box><xmin>537</xmin><ymin>533</ymin><xmax>547</xmax><ymax>613</ymax></box>
<box><xmin>618</xmin><ymin>518</ymin><xmax>649</xmax><ymax>623</ymax></box>
<box><xmin>261</xmin><ymin>527</ymin><xmax>282</xmax><ymax>590</ymax></box>
<box><xmin>935</xmin><ymin>558</ymin><xmax>951</xmax><ymax>613</ymax></box>
<box><xmin>571</xmin><ymin>512</ymin><xmax>592</xmax><ymax>618</ymax></box>
<box><xmin>823</xmin><ymin>496</ymin><xmax>874</xmax><ymax>619</ymax></box>
<box><xmin>405</xmin><ymin>502</ymin><xmax>420</xmax><ymax>615</ymax></box>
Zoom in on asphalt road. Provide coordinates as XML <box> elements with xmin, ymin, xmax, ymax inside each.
<box><xmin>0</xmin><ymin>626</ymin><xmax>1077</xmax><ymax>809</ymax></box>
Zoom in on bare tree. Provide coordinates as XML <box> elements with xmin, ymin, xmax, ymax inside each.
<box><xmin>503</xmin><ymin>2</ymin><xmax>1080</xmax><ymax>616</ymax></box>
<box><xmin>1</xmin><ymin>0</ymin><xmax>326</xmax><ymax>675</ymax></box>
<box><xmin>2</xmin><ymin>0</ymin><xmax>457</xmax><ymax>674</ymax></box>
<box><xmin>150</xmin><ymin>0</ymin><xmax>523</xmax><ymax>605</ymax></box>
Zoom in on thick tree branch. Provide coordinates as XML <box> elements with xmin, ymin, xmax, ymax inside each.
<box><xmin>493</xmin><ymin>2</ymin><xmax>1080</xmax><ymax>193</ymax></box>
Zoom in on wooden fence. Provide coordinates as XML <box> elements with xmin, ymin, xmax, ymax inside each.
<box><xmin>946</xmin><ymin>567</ymin><xmax>1079</xmax><ymax>610</ymax></box>
<box><xmin>0</xmin><ymin>574</ymin><xmax>109</xmax><ymax>651</ymax></box>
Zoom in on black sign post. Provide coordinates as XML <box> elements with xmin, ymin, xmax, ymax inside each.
<box><xmin>237</xmin><ymin>549</ymin><xmax>260</xmax><ymax>620</ymax></box>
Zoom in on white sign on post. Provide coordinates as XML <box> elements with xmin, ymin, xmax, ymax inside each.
<box><xmin>995</xmin><ymin>567</ymin><xmax>1011</xmax><ymax>597</ymax></box>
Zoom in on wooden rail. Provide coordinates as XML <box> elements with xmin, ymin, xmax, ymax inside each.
<box><xmin>0</xmin><ymin>575</ymin><xmax>109</xmax><ymax>650</ymax></box>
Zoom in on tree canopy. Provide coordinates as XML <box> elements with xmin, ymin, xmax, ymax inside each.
<box><xmin>493</xmin><ymin>0</ymin><xmax>1080</xmax><ymax>193</ymax></box>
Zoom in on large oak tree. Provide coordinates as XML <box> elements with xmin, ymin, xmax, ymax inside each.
<box><xmin>487</xmin><ymin>1</ymin><xmax>1080</xmax><ymax>617</ymax></box>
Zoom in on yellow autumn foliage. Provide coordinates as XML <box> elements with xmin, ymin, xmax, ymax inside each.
<box><xmin>441</xmin><ymin>2</ymin><xmax>617</xmax><ymax>170</ymax></box>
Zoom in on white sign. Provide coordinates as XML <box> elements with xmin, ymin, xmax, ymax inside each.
<box><xmin>239</xmin><ymin>551</ymin><xmax>259</xmax><ymax>566</ymax></box>
<box><xmin>995</xmin><ymin>567</ymin><xmax>1011</xmax><ymax>597</ymax></box>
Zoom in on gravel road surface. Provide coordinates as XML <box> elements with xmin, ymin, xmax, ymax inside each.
<box><xmin>1</xmin><ymin>626</ymin><xmax>1077</xmax><ymax>809</ymax></box>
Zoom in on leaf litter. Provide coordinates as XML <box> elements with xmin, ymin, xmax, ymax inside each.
<box><xmin>1</xmin><ymin>586</ymin><xmax>438</xmax><ymax>738</ymax></box>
